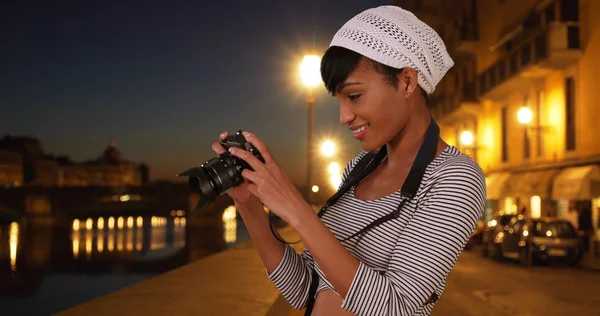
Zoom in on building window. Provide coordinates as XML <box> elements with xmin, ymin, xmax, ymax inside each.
<box><xmin>561</xmin><ymin>0</ymin><xmax>579</xmax><ymax>22</ymax></box>
<box><xmin>565</xmin><ymin>77</ymin><xmax>576</xmax><ymax>151</ymax></box>
<box><xmin>501</xmin><ymin>106</ymin><xmax>508</xmax><ymax>162</ymax></box>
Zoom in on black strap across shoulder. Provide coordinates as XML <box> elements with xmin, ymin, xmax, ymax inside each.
<box><xmin>304</xmin><ymin>118</ymin><xmax>440</xmax><ymax>316</ymax></box>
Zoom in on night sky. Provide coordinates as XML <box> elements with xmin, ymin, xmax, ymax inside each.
<box><xmin>2</xmin><ymin>0</ymin><xmax>392</xmax><ymax>183</ymax></box>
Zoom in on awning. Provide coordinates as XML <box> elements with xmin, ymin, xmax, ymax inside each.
<box><xmin>551</xmin><ymin>165</ymin><xmax>600</xmax><ymax>200</ymax></box>
<box><xmin>485</xmin><ymin>172</ymin><xmax>511</xmax><ymax>200</ymax></box>
<box><xmin>503</xmin><ymin>169</ymin><xmax>560</xmax><ymax>199</ymax></box>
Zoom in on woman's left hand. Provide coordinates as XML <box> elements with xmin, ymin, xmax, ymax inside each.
<box><xmin>227</xmin><ymin>131</ymin><xmax>311</xmax><ymax>225</ymax></box>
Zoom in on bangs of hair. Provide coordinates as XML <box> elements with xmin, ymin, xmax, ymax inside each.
<box><xmin>320</xmin><ymin>46</ymin><xmax>363</xmax><ymax>95</ymax></box>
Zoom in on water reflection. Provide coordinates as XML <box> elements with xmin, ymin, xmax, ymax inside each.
<box><xmin>223</xmin><ymin>206</ymin><xmax>237</xmax><ymax>244</ymax></box>
<box><xmin>9</xmin><ymin>222</ymin><xmax>18</xmax><ymax>272</ymax></box>
<box><xmin>70</xmin><ymin>215</ymin><xmax>186</xmax><ymax>260</ymax></box>
<box><xmin>1</xmin><ymin>204</ymin><xmax>248</xmax><ymax>315</ymax></box>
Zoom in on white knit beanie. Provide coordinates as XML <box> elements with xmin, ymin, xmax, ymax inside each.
<box><xmin>330</xmin><ymin>5</ymin><xmax>454</xmax><ymax>94</ymax></box>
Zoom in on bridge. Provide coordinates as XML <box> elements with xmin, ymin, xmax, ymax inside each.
<box><xmin>0</xmin><ymin>182</ymin><xmax>213</xmax><ymax>225</ymax></box>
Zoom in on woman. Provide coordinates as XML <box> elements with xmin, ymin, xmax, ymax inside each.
<box><xmin>212</xmin><ymin>5</ymin><xmax>485</xmax><ymax>316</ymax></box>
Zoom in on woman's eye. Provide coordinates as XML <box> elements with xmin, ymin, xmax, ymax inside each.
<box><xmin>348</xmin><ymin>94</ymin><xmax>361</xmax><ymax>101</ymax></box>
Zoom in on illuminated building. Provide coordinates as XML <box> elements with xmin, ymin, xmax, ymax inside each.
<box><xmin>398</xmin><ymin>0</ymin><xmax>600</xmax><ymax>237</ymax></box>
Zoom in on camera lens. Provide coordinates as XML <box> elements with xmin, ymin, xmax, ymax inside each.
<box><xmin>177</xmin><ymin>130</ymin><xmax>264</xmax><ymax>211</ymax></box>
<box><xmin>203</xmin><ymin>152</ymin><xmax>244</xmax><ymax>193</ymax></box>
<box><xmin>185</xmin><ymin>152</ymin><xmax>245</xmax><ymax>210</ymax></box>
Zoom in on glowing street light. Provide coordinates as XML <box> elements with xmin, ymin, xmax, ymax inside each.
<box><xmin>459</xmin><ymin>128</ymin><xmax>481</xmax><ymax>161</ymax></box>
<box><xmin>299</xmin><ymin>54</ymin><xmax>322</xmax><ymax>203</ymax></box>
<box><xmin>300</xmin><ymin>55</ymin><xmax>322</xmax><ymax>88</ymax></box>
<box><xmin>460</xmin><ymin>131</ymin><xmax>474</xmax><ymax>146</ymax></box>
<box><xmin>328</xmin><ymin>162</ymin><xmax>340</xmax><ymax>175</ymax></box>
<box><xmin>517</xmin><ymin>106</ymin><xmax>533</xmax><ymax>125</ymax></box>
<box><xmin>321</xmin><ymin>140</ymin><xmax>336</xmax><ymax>157</ymax></box>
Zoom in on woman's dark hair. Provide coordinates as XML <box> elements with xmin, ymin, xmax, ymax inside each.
<box><xmin>320</xmin><ymin>46</ymin><xmax>427</xmax><ymax>103</ymax></box>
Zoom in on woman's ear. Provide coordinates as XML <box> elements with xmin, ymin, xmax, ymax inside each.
<box><xmin>399</xmin><ymin>68</ymin><xmax>419</xmax><ymax>97</ymax></box>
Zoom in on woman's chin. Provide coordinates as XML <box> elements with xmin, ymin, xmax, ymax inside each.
<box><xmin>359</xmin><ymin>139</ymin><xmax>383</xmax><ymax>152</ymax></box>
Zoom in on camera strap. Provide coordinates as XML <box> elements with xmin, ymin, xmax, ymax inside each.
<box><xmin>304</xmin><ymin>118</ymin><xmax>440</xmax><ymax>315</ymax></box>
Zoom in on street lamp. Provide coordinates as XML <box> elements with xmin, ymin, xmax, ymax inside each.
<box><xmin>328</xmin><ymin>162</ymin><xmax>340</xmax><ymax>175</ymax></box>
<box><xmin>517</xmin><ymin>105</ymin><xmax>554</xmax><ymax>132</ymax></box>
<box><xmin>517</xmin><ymin>106</ymin><xmax>533</xmax><ymax>125</ymax></box>
<box><xmin>320</xmin><ymin>140</ymin><xmax>336</xmax><ymax>157</ymax></box>
<box><xmin>516</xmin><ymin>105</ymin><xmax>554</xmax><ymax>158</ymax></box>
<box><xmin>459</xmin><ymin>129</ymin><xmax>482</xmax><ymax>161</ymax></box>
<box><xmin>299</xmin><ymin>54</ymin><xmax>321</xmax><ymax>203</ymax></box>
<box><xmin>460</xmin><ymin>131</ymin><xmax>474</xmax><ymax>147</ymax></box>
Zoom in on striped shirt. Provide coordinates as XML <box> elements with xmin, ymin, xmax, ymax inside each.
<box><xmin>267</xmin><ymin>146</ymin><xmax>486</xmax><ymax>315</ymax></box>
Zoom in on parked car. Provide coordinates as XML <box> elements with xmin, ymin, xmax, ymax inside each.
<box><xmin>489</xmin><ymin>217</ymin><xmax>583</xmax><ymax>266</ymax></box>
<box><xmin>481</xmin><ymin>213</ymin><xmax>517</xmax><ymax>258</ymax></box>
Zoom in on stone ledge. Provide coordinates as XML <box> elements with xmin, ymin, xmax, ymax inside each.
<box><xmin>55</xmin><ymin>226</ymin><xmax>302</xmax><ymax>316</ymax></box>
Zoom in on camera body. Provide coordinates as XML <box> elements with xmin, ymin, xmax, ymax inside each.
<box><xmin>219</xmin><ymin>130</ymin><xmax>264</xmax><ymax>167</ymax></box>
<box><xmin>177</xmin><ymin>130</ymin><xmax>264</xmax><ymax>210</ymax></box>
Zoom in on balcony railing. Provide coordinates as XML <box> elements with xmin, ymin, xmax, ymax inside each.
<box><xmin>477</xmin><ymin>22</ymin><xmax>581</xmax><ymax>100</ymax></box>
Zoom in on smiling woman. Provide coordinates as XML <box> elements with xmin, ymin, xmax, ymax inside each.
<box><xmin>212</xmin><ymin>4</ymin><xmax>486</xmax><ymax>316</ymax></box>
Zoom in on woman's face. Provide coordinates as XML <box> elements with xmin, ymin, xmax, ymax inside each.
<box><xmin>336</xmin><ymin>58</ymin><xmax>416</xmax><ymax>151</ymax></box>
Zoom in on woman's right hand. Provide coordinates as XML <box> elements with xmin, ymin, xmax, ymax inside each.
<box><xmin>211</xmin><ymin>131</ymin><xmax>255</xmax><ymax>206</ymax></box>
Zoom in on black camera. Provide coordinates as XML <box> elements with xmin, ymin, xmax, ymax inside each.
<box><xmin>177</xmin><ymin>130</ymin><xmax>264</xmax><ymax>211</ymax></box>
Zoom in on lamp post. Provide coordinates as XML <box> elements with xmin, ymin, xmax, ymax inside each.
<box><xmin>299</xmin><ymin>55</ymin><xmax>321</xmax><ymax>204</ymax></box>
<box><xmin>517</xmin><ymin>105</ymin><xmax>554</xmax><ymax>158</ymax></box>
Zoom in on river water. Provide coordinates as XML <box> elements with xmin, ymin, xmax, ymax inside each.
<box><xmin>0</xmin><ymin>206</ymin><xmax>250</xmax><ymax>315</ymax></box>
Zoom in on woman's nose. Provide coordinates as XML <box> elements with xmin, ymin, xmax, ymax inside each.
<box><xmin>339</xmin><ymin>103</ymin><xmax>355</xmax><ymax>125</ymax></box>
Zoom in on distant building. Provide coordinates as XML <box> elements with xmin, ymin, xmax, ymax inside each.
<box><xmin>0</xmin><ymin>135</ymin><xmax>58</xmax><ymax>186</ymax></box>
<box><xmin>0</xmin><ymin>136</ymin><xmax>146</xmax><ymax>187</ymax></box>
<box><xmin>55</xmin><ymin>156</ymin><xmax>89</xmax><ymax>186</ymax></box>
<box><xmin>30</xmin><ymin>158</ymin><xmax>60</xmax><ymax>187</ymax></box>
<box><xmin>0</xmin><ymin>150</ymin><xmax>23</xmax><ymax>187</ymax></box>
<box><xmin>76</xmin><ymin>140</ymin><xmax>142</xmax><ymax>187</ymax></box>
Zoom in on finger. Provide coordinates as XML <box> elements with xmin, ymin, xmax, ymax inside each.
<box><xmin>241</xmin><ymin>132</ymin><xmax>275</xmax><ymax>164</ymax></box>
<box><xmin>240</xmin><ymin>168</ymin><xmax>262</xmax><ymax>184</ymax></box>
<box><xmin>229</xmin><ymin>147</ymin><xmax>267</xmax><ymax>173</ymax></box>
<box><xmin>211</xmin><ymin>131</ymin><xmax>230</xmax><ymax>155</ymax></box>
<box><xmin>212</xmin><ymin>141</ymin><xmax>226</xmax><ymax>154</ymax></box>
<box><xmin>243</xmin><ymin>182</ymin><xmax>259</xmax><ymax>197</ymax></box>
<box><xmin>219</xmin><ymin>131</ymin><xmax>229</xmax><ymax>141</ymax></box>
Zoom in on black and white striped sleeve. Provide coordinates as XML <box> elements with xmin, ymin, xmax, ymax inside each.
<box><xmin>266</xmin><ymin>152</ymin><xmax>369</xmax><ymax>309</ymax></box>
<box><xmin>266</xmin><ymin>244</ymin><xmax>315</xmax><ymax>309</ymax></box>
<box><xmin>340</xmin><ymin>157</ymin><xmax>486</xmax><ymax>315</ymax></box>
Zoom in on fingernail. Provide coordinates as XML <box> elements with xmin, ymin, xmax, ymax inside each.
<box><xmin>242</xmin><ymin>131</ymin><xmax>252</xmax><ymax>138</ymax></box>
<box><xmin>220</xmin><ymin>132</ymin><xmax>226</xmax><ymax>139</ymax></box>
<box><xmin>228</xmin><ymin>147</ymin><xmax>235</xmax><ymax>153</ymax></box>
